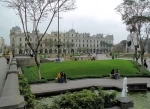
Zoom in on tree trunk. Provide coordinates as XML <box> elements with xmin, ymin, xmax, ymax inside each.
<box><xmin>140</xmin><ymin>49</ymin><xmax>145</xmax><ymax>73</ymax></box>
<box><xmin>134</xmin><ymin>46</ymin><xmax>138</xmax><ymax>66</ymax></box>
<box><xmin>34</xmin><ymin>53</ymin><xmax>41</xmax><ymax>80</ymax></box>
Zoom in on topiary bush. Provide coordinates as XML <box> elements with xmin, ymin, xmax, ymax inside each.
<box><xmin>50</xmin><ymin>89</ymin><xmax>104</xmax><ymax>109</ymax></box>
<box><xmin>47</xmin><ymin>88</ymin><xmax>117</xmax><ymax>109</ymax></box>
<box><xmin>97</xmin><ymin>87</ymin><xmax>117</xmax><ymax>108</ymax></box>
<box><xmin>18</xmin><ymin>74</ymin><xmax>36</xmax><ymax>109</ymax></box>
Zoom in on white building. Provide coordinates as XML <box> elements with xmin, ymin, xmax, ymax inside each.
<box><xmin>0</xmin><ymin>37</ymin><xmax>4</xmax><ymax>53</ymax></box>
<box><xmin>10</xmin><ymin>26</ymin><xmax>114</xmax><ymax>54</ymax></box>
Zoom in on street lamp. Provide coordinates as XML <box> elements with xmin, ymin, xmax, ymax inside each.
<box><xmin>56</xmin><ymin>0</ymin><xmax>62</xmax><ymax>61</ymax></box>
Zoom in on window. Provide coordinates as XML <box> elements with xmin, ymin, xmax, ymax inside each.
<box><xmin>87</xmin><ymin>40</ymin><xmax>88</xmax><ymax>42</ymax></box>
<box><xmin>55</xmin><ymin>39</ymin><xmax>57</xmax><ymax>41</ymax></box>
<box><xmin>97</xmin><ymin>40</ymin><xmax>98</xmax><ymax>42</ymax></box>
<box><xmin>87</xmin><ymin>44</ymin><xmax>88</xmax><ymax>47</ymax></box>
<box><xmin>97</xmin><ymin>45</ymin><xmax>98</xmax><ymax>47</ymax></box>
<box><xmin>12</xmin><ymin>44</ymin><xmax>15</xmax><ymax>47</ymax></box>
<box><xmin>64</xmin><ymin>39</ymin><xmax>65</xmax><ymax>42</ymax></box>
<box><xmin>83</xmin><ymin>44</ymin><xmax>84</xmax><ymax>47</ymax></box>
<box><xmin>12</xmin><ymin>38</ymin><xmax>14</xmax><ymax>41</ymax></box>
<box><xmin>20</xmin><ymin>43</ymin><xmax>22</xmax><ymax>47</ymax></box>
<box><xmin>30</xmin><ymin>38</ymin><xmax>32</xmax><ymax>41</ymax></box>
<box><xmin>55</xmin><ymin>34</ymin><xmax>57</xmax><ymax>36</ymax></box>
<box><xmin>76</xmin><ymin>44</ymin><xmax>77</xmax><ymax>47</ymax></box>
<box><xmin>72</xmin><ymin>39</ymin><xmax>74</xmax><ymax>42</ymax></box>
<box><xmin>76</xmin><ymin>35</ymin><xmax>77</xmax><ymax>37</ymax></box>
<box><xmin>79</xmin><ymin>44</ymin><xmax>80</xmax><ymax>47</ymax></box>
<box><xmin>83</xmin><ymin>40</ymin><xmax>84</xmax><ymax>42</ymax></box>
<box><xmin>90</xmin><ymin>40</ymin><xmax>92</xmax><ymax>42</ymax></box>
<box><xmin>76</xmin><ymin>40</ymin><xmax>77</xmax><ymax>42</ymax></box>
<box><xmin>40</xmin><ymin>44</ymin><xmax>42</xmax><ymax>47</ymax></box>
<box><xmin>20</xmin><ymin>38</ymin><xmax>21</xmax><ymax>41</ymax></box>
<box><xmin>94</xmin><ymin>40</ymin><xmax>95</xmax><ymax>42</ymax></box>
<box><xmin>72</xmin><ymin>34</ymin><xmax>73</xmax><ymax>36</ymax></box>
<box><xmin>25</xmin><ymin>44</ymin><xmax>27</xmax><ymax>47</ymax></box>
<box><xmin>79</xmin><ymin>40</ymin><xmax>80</xmax><ymax>42</ymax></box>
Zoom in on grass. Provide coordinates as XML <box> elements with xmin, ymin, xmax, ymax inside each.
<box><xmin>22</xmin><ymin>59</ymin><xmax>147</xmax><ymax>83</ymax></box>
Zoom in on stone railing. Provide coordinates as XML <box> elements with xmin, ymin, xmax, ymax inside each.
<box><xmin>0</xmin><ymin>58</ymin><xmax>25</xmax><ymax>109</ymax></box>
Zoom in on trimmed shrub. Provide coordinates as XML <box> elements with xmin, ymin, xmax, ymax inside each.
<box><xmin>50</xmin><ymin>89</ymin><xmax>104</xmax><ymax>109</ymax></box>
<box><xmin>18</xmin><ymin>74</ymin><xmax>35</xmax><ymax>109</ymax></box>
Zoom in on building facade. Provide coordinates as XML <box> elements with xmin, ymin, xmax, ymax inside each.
<box><xmin>10</xmin><ymin>26</ymin><xmax>114</xmax><ymax>54</ymax></box>
<box><xmin>0</xmin><ymin>37</ymin><xmax>4</xmax><ymax>53</ymax></box>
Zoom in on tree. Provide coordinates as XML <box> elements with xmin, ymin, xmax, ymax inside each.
<box><xmin>120</xmin><ymin>40</ymin><xmax>127</xmax><ymax>51</ymax></box>
<box><xmin>112</xmin><ymin>44</ymin><xmax>124</xmax><ymax>53</ymax></box>
<box><xmin>115</xmin><ymin>0</ymin><xmax>150</xmax><ymax>68</ymax></box>
<box><xmin>0</xmin><ymin>0</ymin><xmax>76</xmax><ymax>79</ymax></box>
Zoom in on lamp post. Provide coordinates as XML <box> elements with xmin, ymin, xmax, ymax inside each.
<box><xmin>56</xmin><ymin>0</ymin><xmax>62</xmax><ymax>61</ymax></box>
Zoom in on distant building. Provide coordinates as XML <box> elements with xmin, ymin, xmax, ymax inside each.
<box><xmin>0</xmin><ymin>37</ymin><xmax>4</xmax><ymax>53</ymax></box>
<box><xmin>10</xmin><ymin>26</ymin><xmax>114</xmax><ymax>54</ymax></box>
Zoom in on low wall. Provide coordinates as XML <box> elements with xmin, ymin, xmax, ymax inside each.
<box><xmin>0</xmin><ymin>58</ymin><xmax>25</xmax><ymax>109</ymax></box>
<box><xmin>17</xmin><ymin>57</ymin><xmax>40</xmax><ymax>67</ymax></box>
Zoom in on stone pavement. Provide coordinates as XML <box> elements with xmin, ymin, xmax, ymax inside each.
<box><xmin>0</xmin><ymin>57</ymin><xmax>8</xmax><ymax>96</ymax></box>
<box><xmin>31</xmin><ymin>78</ymin><xmax>150</xmax><ymax>96</ymax></box>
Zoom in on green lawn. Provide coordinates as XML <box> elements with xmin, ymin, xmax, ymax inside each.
<box><xmin>22</xmin><ymin>59</ymin><xmax>145</xmax><ymax>83</ymax></box>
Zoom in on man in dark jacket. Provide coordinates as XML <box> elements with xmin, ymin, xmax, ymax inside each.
<box><xmin>61</xmin><ymin>71</ymin><xmax>67</xmax><ymax>83</ymax></box>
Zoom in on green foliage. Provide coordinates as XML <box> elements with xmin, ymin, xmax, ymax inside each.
<box><xmin>97</xmin><ymin>87</ymin><xmax>117</xmax><ymax>108</ymax></box>
<box><xmin>22</xmin><ymin>60</ymin><xmax>141</xmax><ymax>83</ymax></box>
<box><xmin>50</xmin><ymin>89</ymin><xmax>104</xmax><ymax>109</ymax></box>
<box><xmin>18</xmin><ymin>74</ymin><xmax>35</xmax><ymax>109</ymax></box>
<box><xmin>47</xmin><ymin>88</ymin><xmax>117</xmax><ymax>109</ymax></box>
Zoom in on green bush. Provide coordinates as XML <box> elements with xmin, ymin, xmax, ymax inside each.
<box><xmin>47</xmin><ymin>88</ymin><xmax>117</xmax><ymax>109</ymax></box>
<box><xmin>98</xmin><ymin>87</ymin><xmax>117</xmax><ymax>108</ymax></box>
<box><xmin>18</xmin><ymin>74</ymin><xmax>35</xmax><ymax>109</ymax></box>
<box><xmin>50</xmin><ymin>89</ymin><xmax>104</xmax><ymax>109</ymax></box>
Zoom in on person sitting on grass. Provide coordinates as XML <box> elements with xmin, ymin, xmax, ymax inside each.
<box><xmin>61</xmin><ymin>71</ymin><xmax>67</xmax><ymax>83</ymax></box>
<box><xmin>110</xmin><ymin>69</ymin><xmax>115</xmax><ymax>79</ymax></box>
<box><xmin>56</xmin><ymin>72</ymin><xmax>63</xmax><ymax>83</ymax></box>
<box><xmin>114</xmin><ymin>69</ymin><xmax>120</xmax><ymax>79</ymax></box>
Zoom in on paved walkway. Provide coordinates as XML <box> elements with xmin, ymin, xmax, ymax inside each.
<box><xmin>31</xmin><ymin>78</ymin><xmax>150</xmax><ymax>96</ymax></box>
<box><xmin>0</xmin><ymin>57</ymin><xmax>8</xmax><ymax>96</ymax></box>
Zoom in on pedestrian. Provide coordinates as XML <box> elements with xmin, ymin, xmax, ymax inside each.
<box><xmin>144</xmin><ymin>58</ymin><xmax>148</xmax><ymax>68</ymax></box>
<box><xmin>4</xmin><ymin>47</ymin><xmax>10</xmax><ymax>64</ymax></box>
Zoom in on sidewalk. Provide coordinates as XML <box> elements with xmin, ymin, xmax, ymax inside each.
<box><xmin>0</xmin><ymin>57</ymin><xmax>8</xmax><ymax>96</ymax></box>
<box><xmin>31</xmin><ymin>78</ymin><xmax>150</xmax><ymax>96</ymax></box>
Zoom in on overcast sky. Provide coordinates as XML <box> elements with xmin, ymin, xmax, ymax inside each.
<box><xmin>0</xmin><ymin>0</ymin><xmax>128</xmax><ymax>45</ymax></box>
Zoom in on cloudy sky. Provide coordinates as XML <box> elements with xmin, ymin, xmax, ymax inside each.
<box><xmin>0</xmin><ymin>0</ymin><xmax>128</xmax><ymax>45</ymax></box>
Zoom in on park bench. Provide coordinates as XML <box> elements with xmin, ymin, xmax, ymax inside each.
<box><xmin>127</xmin><ymin>83</ymin><xmax>147</xmax><ymax>91</ymax></box>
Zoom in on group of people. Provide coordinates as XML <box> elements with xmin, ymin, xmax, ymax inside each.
<box><xmin>56</xmin><ymin>71</ymin><xmax>67</xmax><ymax>83</ymax></box>
<box><xmin>110</xmin><ymin>69</ymin><xmax>120</xmax><ymax>79</ymax></box>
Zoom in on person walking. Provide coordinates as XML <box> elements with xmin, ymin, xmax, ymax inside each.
<box><xmin>4</xmin><ymin>47</ymin><xmax>10</xmax><ymax>64</ymax></box>
<box><xmin>144</xmin><ymin>58</ymin><xmax>148</xmax><ymax>68</ymax></box>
